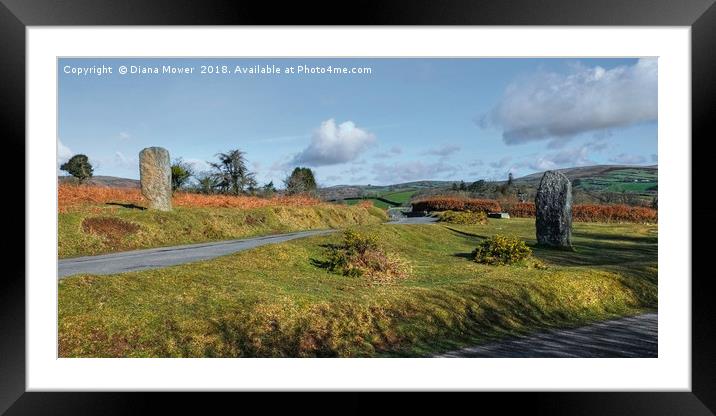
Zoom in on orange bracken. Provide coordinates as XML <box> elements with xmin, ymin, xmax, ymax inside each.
<box><xmin>58</xmin><ymin>184</ymin><xmax>321</xmax><ymax>212</ymax></box>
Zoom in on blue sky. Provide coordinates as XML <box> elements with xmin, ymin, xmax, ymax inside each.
<box><xmin>58</xmin><ymin>58</ymin><xmax>657</xmax><ymax>187</ymax></box>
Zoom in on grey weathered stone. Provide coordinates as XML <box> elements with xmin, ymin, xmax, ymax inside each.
<box><xmin>139</xmin><ymin>147</ymin><xmax>172</xmax><ymax>211</ymax></box>
<box><xmin>535</xmin><ymin>170</ymin><xmax>572</xmax><ymax>249</ymax></box>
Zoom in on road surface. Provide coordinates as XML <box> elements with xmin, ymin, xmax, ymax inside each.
<box><xmin>58</xmin><ymin>229</ymin><xmax>336</xmax><ymax>278</ymax></box>
<box><xmin>58</xmin><ymin>216</ymin><xmax>437</xmax><ymax>278</ymax></box>
<box><xmin>435</xmin><ymin>313</ymin><xmax>658</xmax><ymax>358</ymax></box>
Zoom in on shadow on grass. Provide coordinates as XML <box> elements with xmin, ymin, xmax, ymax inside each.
<box><xmin>442</xmin><ymin>226</ymin><xmax>489</xmax><ymax>240</ymax></box>
<box><xmin>309</xmin><ymin>258</ymin><xmax>333</xmax><ymax>270</ymax></box>
<box><xmin>572</xmin><ymin>231</ymin><xmax>657</xmax><ymax>245</ymax></box>
<box><xmin>534</xmin><ymin>239</ymin><xmax>655</xmax><ymax>270</ymax></box>
<box><xmin>309</xmin><ymin>243</ymin><xmax>341</xmax><ymax>271</ymax></box>
<box><xmin>106</xmin><ymin>202</ymin><xmax>146</xmax><ymax>210</ymax></box>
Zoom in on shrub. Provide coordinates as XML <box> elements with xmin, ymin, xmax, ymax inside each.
<box><xmin>436</xmin><ymin>210</ymin><xmax>488</xmax><ymax>225</ymax></box>
<box><xmin>171</xmin><ymin>158</ymin><xmax>194</xmax><ymax>192</ymax></box>
<box><xmin>60</xmin><ymin>154</ymin><xmax>94</xmax><ymax>184</ymax></box>
<box><xmin>323</xmin><ymin>230</ymin><xmax>410</xmax><ymax>281</ymax></box>
<box><xmin>411</xmin><ymin>197</ymin><xmax>501</xmax><ymax>213</ymax></box>
<box><xmin>284</xmin><ymin>167</ymin><xmax>318</xmax><ymax>196</ymax></box>
<box><xmin>472</xmin><ymin>235</ymin><xmax>532</xmax><ymax>266</ymax></box>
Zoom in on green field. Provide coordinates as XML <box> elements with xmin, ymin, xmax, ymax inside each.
<box><xmin>344</xmin><ymin>198</ymin><xmax>395</xmax><ymax>209</ymax></box>
<box><xmin>59</xmin><ymin>204</ymin><xmax>388</xmax><ymax>258</ymax></box>
<box><xmin>342</xmin><ymin>189</ymin><xmax>419</xmax><ymax>207</ymax></box>
<box><xmin>574</xmin><ymin>168</ymin><xmax>657</xmax><ymax>194</ymax></box>
<box><xmin>59</xmin><ymin>218</ymin><xmax>657</xmax><ymax>357</ymax></box>
<box><xmin>378</xmin><ymin>189</ymin><xmax>419</xmax><ymax>204</ymax></box>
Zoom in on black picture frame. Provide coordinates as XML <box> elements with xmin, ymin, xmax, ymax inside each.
<box><xmin>2</xmin><ymin>0</ymin><xmax>713</xmax><ymax>414</ymax></box>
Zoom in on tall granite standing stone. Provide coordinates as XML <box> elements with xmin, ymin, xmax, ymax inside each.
<box><xmin>535</xmin><ymin>170</ymin><xmax>572</xmax><ymax>249</ymax></box>
<box><xmin>139</xmin><ymin>147</ymin><xmax>172</xmax><ymax>211</ymax></box>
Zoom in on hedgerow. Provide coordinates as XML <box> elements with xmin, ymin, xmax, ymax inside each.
<box><xmin>501</xmin><ymin>202</ymin><xmax>657</xmax><ymax>223</ymax></box>
<box><xmin>411</xmin><ymin>197</ymin><xmax>501</xmax><ymax>213</ymax></box>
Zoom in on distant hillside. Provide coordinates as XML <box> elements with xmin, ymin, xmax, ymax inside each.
<box><xmin>58</xmin><ymin>175</ymin><xmax>140</xmax><ymax>188</ymax></box>
<box><xmin>516</xmin><ymin>164</ymin><xmax>657</xmax><ymax>183</ymax></box>
<box><xmin>58</xmin><ymin>164</ymin><xmax>657</xmax><ymax>205</ymax></box>
<box><xmin>513</xmin><ymin>165</ymin><xmax>657</xmax><ymax>194</ymax></box>
<box><xmin>319</xmin><ymin>181</ymin><xmax>452</xmax><ymax>201</ymax></box>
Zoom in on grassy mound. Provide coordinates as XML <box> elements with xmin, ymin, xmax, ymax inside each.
<box><xmin>59</xmin><ymin>204</ymin><xmax>388</xmax><ymax>258</ymax></box>
<box><xmin>59</xmin><ymin>219</ymin><xmax>657</xmax><ymax>357</ymax></box>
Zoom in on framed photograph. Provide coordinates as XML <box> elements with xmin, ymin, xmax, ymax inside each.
<box><xmin>4</xmin><ymin>0</ymin><xmax>713</xmax><ymax>413</ymax></box>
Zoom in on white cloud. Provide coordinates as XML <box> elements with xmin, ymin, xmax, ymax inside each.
<box><xmin>57</xmin><ymin>139</ymin><xmax>73</xmax><ymax>168</ymax></box>
<box><xmin>525</xmin><ymin>149</ymin><xmax>588</xmax><ymax>171</ymax></box>
<box><xmin>490</xmin><ymin>156</ymin><xmax>513</xmax><ymax>169</ymax></box>
<box><xmin>374</xmin><ymin>146</ymin><xmax>403</xmax><ymax>159</ymax></box>
<box><xmin>609</xmin><ymin>153</ymin><xmax>647</xmax><ymax>164</ymax></box>
<box><xmin>422</xmin><ymin>144</ymin><xmax>461</xmax><ymax>157</ymax></box>
<box><xmin>114</xmin><ymin>151</ymin><xmax>138</xmax><ymax>169</ymax></box>
<box><xmin>371</xmin><ymin>160</ymin><xmax>458</xmax><ymax>183</ymax></box>
<box><xmin>292</xmin><ymin>119</ymin><xmax>376</xmax><ymax>166</ymax></box>
<box><xmin>119</xmin><ymin>132</ymin><xmax>131</xmax><ymax>140</ymax></box>
<box><xmin>514</xmin><ymin>141</ymin><xmax>608</xmax><ymax>173</ymax></box>
<box><xmin>342</xmin><ymin>166</ymin><xmax>365</xmax><ymax>176</ymax></box>
<box><xmin>482</xmin><ymin>58</ymin><xmax>657</xmax><ymax>146</ymax></box>
<box><xmin>184</xmin><ymin>158</ymin><xmax>212</xmax><ymax>173</ymax></box>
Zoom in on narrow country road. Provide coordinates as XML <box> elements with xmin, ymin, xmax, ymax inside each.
<box><xmin>435</xmin><ymin>313</ymin><xmax>658</xmax><ymax>358</ymax></box>
<box><xmin>58</xmin><ymin>229</ymin><xmax>335</xmax><ymax>279</ymax></box>
<box><xmin>58</xmin><ymin>216</ymin><xmax>437</xmax><ymax>279</ymax></box>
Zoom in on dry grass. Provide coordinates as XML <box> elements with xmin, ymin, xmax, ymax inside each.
<box><xmin>81</xmin><ymin>217</ymin><xmax>140</xmax><ymax>250</ymax></box>
<box><xmin>58</xmin><ymin>184</ymin><xmax>389</xmax><ymax>258</ymax></box>
<box><xmin>59</xmin><ymin>184</ymin><xmax>321</xmax><ymax>213</ymax></box>
<box><xmin>58</xmin><ymin>219</ymin><xmax>657</xmax><ymax>357</ymax></box>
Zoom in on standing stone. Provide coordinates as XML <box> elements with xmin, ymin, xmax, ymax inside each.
<box><xmin>535</xmin><ymin>170</ymin><xmax>572</xmax><ymax>249</ymax></box>
<box><xmin>139</xmin><ymin>147</ymin><xmax>172</xmax><ymax>211</ymax></box>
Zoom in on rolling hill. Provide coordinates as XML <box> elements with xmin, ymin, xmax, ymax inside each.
<box><xmin>58</xmin><ymin>164</ymin><xmax>657</xmax><ymax>206</ymax></box>
<box><xmin>58</xmin><ymin>175</ymin><xmax>140</xmax><ymax>188</ymax></box>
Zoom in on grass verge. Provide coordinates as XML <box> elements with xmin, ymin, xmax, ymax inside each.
<box><xmin>59</xmin><ymin>204</ymin><xmax>387</xmax><ymax>258</ymax></box>
<box><xmin>58</xmin><ymin>218</ymin><xmax>657</xmax><ymax>357</ymax></box>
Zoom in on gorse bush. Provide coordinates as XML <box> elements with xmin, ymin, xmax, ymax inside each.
<box><xmin>323</xmin><ymin>230</ymin><xmax>410</xmax><ymax>281</ymax></box>
<box><xmin>472</xmin><ymin>235</ymin><xmax>533</xmax><ymax>266</ymax></box>
<box><xmin>436</xmin><ymin>210</ymin><xmax>488</xmax><ymax>225</ymax></box>
<box><xmin>412</xmin><ymin>197</ymin><xmax>501</xmax><ymax>213</ymax></box>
